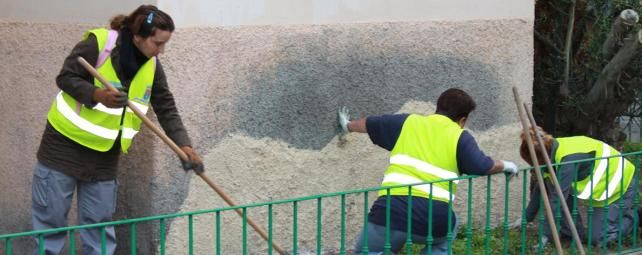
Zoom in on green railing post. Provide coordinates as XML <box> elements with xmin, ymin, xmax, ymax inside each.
<box><xmin>571</xmin><ymin>163</ymin><xmax>579</xmax><ymax>255</ymax></box>
<box><xmin>101</xmin><ymin>226</ymin><xmax>106</xmax><ymax>255</ymax></box>
<box><xmin>268</xmin><ymin>204</ymin><xmax>273</xmax><ymax>255</ymax></box>
<box><xmin>538</xmin><ymin>191</ymin><xmax>544</xmax><ymax>254</ymax></box>
<box><xmin>603</xmin><ymin>158</ymin><xmax>610</xmax><ymax>253</ymax></box>
<box><xmin>5</xmin><ymin>237</ymin><xmax>11</xmax><ymax>255</ymax></box>
<box><xmin>160</xmin><ymin>218</ymin><xmax>166</xmax><ymax>255</ymax></box>
<box><xmin>38</xmin><ymin>234</ymin><xmax>44</xmax><ymax>255</ymax></box>
<box><xmin>242</xmin><ymin>208</ymin><xmax>247</xmax><ymax>255</ymax></box>
<box><xmin>447</xmin><ymin>181</ymin><xmax>453</xmax><ymax>255</ymax></box>
<box><xmin>466</xmin><ymin>178</ymin><xmax>473</xmax><ymax>255</ymax></box>
<box><xmin>554</xmin><ymin>166</ymin><xmax>562</xmax><ymax>240</ymax></box>
<box><xmin>69</xmin><ymin>229</ymin><xmax>76</xmax><ymax>255</ymax></box>
<box><xmin>427</xmin><ymin>184</ymin><xmax>433</xmax><ymax>255</ymax></box>
<box><xmin>520</xmin><ymin>170</ymin><xmax>527</xmax><ymax>255</ymax></box>
<box><xmin>503</xmin><ymin>175</ymin><xmax>509</xmax><ymax>255</ymax></box>
<box><xmin>484</xmin><ymin>175</ymin><xmax>491</xmax><ymax>255</ymax></box>
<box><xmin>618</xmin><ymin>156</ymin><xmax>625</xmax><ymax>254</ymax></box>
<box><xmin>363</xmin><ymin>191</ymin><xmax>369</xmax><ymax>254</ymax></box>
<box><xmin>216</xmin><ymin>211</ymin><xmax>221</xmax><ymax>255</ymax></box>
<box><xmin>587</xmin><ymin>170</ymin><xmax>594</xmax><ymax>254</ymax></box>
<box><xmin>317</xmin><ymin>197</ymin><xmax>323</xmax><ymax>255</ymax></box>
<box><xmin>384</xmin><ymin>188</ymin><xmax>391</xmax><ymax>255</ymax></box>
<box><xmin>341</xmin><ymin>194</ymin><xmax>346</xmax><ymax>255</ymax></box>
<box><xmin>405</xmin><ymin>187</ymin><xmax>412</xmax><ymax>255</ymax></box>
<box><xmin>189</xmin><ymin>214</ymin><xmax>194</xmax><ymax>255</ymax></box>
<box><xmin>634</xmin><ymin>155</ymin><xmax>640</xmax><ymax>248</ymax></box>
<box><xmin>131</xmin><ymin>223</ymin><xmax>137</xmax><ymax>255</ymax></box>
<box><xmin>292</xmin><ymin>201</ymin><xmax>298</xmax><ymax>255</ymax></box>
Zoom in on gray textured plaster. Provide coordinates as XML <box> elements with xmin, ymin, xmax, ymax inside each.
<box><xmin>236</xmin><ymin>53</ymin><xmax>502</xmax><ymax>150</ymax></box>
<box><xmin>0</xmin><ymin>19</ymin><xmax>532</xmax><ymax>254</ymax></box>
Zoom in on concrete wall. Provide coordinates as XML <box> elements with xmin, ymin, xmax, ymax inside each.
<box><xmin>0</xmin><ymin>1</ymin><xmax>534</xmax><ymax>254</ymax></box>
<box><xmin>0</xmin><ymin>0</ymin><xmax>152</xmax><ymax>24</ymax></box>
<box><xmin>159</xmin><ymin>0</ymin><xmax>532</xmax><ymax>26</ymax></box>
<box><xmin>1</xmin><ymin>0</ymin><xmax>531</xmax><ymax>26</ymax></box>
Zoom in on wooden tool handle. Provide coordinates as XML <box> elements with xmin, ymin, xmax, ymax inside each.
<box><xmin>523</xmin><ymin>103</ymin><xmax>585</xmax><ymax>255</ymax></box>
<box><xmin>78</xmin><ymin>56</ymin><xmax>288</xmax><ymax>255</ymax></box>
<box><xmin>512</xmin><ymin>87</ymin><xmax>564</xmax><ymax>254</ymax></box>
<box><xmin>77</xmin><ymin>56</ymin><xmax>189</xmax><ymax>161</ymax></box>
<box><xmin>198</xmin><ymin>174</ymin><xmax>288</xmax><ymax>254</ymax></box>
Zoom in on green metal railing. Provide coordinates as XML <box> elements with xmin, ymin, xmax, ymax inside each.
<box><xmin>3</xmin><ymin>151</ymin><xmax>642</xmax><ymax>254</ymax></box>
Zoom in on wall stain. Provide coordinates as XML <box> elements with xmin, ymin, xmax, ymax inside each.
<box><xmin>233</xmin><ymin>33</ymin><xmax>502</xmax><ymax>150</ymax></box>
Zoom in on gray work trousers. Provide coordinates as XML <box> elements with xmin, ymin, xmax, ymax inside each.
<box><xmin>587</xmin><ymin>180</ymin><xmax>638</xmax><ymax>244</ymax></box>
<box><xmin>31</xmin><ymin>162</ymin><xmax>118</xmax><ymax>255</ymax></box>
<box><xmin>554</xmin><ymin>179</ymin><xmax>638</xmax><ymax>245</ymax></box>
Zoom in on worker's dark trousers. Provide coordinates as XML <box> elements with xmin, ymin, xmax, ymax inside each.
<box><xmin>354</xmin><ymin>221</ymin><xmax>459</xmax><ymax>255</ymax></box>
<box><xmin>31</xmin><ymin>162</ymin><xmax>117</xmax><ymax>255</ymax></box>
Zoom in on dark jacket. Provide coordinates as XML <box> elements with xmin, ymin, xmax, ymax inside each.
<box><xmin>37</xmin><ymin>30</ymin><xmax>191</xmax><ymax>181</ymax></box>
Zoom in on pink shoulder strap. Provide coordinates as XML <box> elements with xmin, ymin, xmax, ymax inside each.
<box><xmin>96</xmin><ymin>30</ymin><xmax>118</xmax><ymax>68</ymax></box>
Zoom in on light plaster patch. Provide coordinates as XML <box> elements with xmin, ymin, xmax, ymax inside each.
<box><xmin>163</xmin><ymin>100</ymin><xmax>526</xmax><ymax>254</ymax></box>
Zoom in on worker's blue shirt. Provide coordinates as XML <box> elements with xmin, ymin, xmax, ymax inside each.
<box><xmin>365</xmin><ymin>114</ymin><xmax>494</xmax><ymax>237</ymax></box>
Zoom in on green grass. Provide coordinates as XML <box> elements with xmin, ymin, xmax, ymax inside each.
<box><xmin>396</xmin><ymin>223</ymin><xmax>641</xmax><ymax>254</ymax></box>
<box><xmin>397</xmin><ymin>225</ymin><xmax>553</xmax><ymax>255</ymax></box>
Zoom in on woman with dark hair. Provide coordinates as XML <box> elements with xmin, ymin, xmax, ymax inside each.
<box><xmin>33</xmin><ymin>5</ymin><xmax>202</xmax><ymax>254</ymax></box>
<box><xmin>517</xmin><ymin>127</ymin><xmax>637</xmax><ymax>247</ymax></box>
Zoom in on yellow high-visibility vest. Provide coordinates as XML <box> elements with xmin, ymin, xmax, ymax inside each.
<box><xmin>555</xmin><ymin>136</ymin><xmax>635</xmax><ymax>207</ymax></box>
<box><xmin>379</xmin><ymin>114</ymin><xmax>462</xmax><ymax>203</ymax></box>
<box><xmin>47</xmin><ymin>28</ymin><xmax>155</xmax><ymax>152</ymax></box>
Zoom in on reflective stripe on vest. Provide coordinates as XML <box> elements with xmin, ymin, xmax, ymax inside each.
<box><xmin>121</xmin><ymin>100</ymin><xmax>150</xmax><ymax>140</ymax></box>
<box><xmin>379</xmin><ymin>114</ymin><xmax>462</xmax><ymax>202</ymax></box>
<box><xmin>54</xmin><ymin>92</ymin><xmax>119</xmax><ymax>139</ymax></box>
<box><xmin>389</xmin><ymin>154</ymin><xmax>459</xmax><ymax>184</ymax></box>
<box><xmin>575</xmin><ymin>143</ymin><xmax>624</xmax><ymax>200</ymax></box>
<box><xmin>46</xmin><ymin>28</ymin><xmax>155</xmax><ymax>152</ymax></box>
<box><xmin>382</xmin><ymin>172</ymin><xmax>455</xmax><ymax>201</ymax></box>
<box><xmin>555</xmin><ymin>136</ymin><xmax>634</xmax><ymax>206</ymax></box>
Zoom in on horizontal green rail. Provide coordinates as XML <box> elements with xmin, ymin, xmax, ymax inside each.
<box><xmin>3</xmin><ymin>151</ymin><xmax>642</xmax><ymax>254</ymax></box>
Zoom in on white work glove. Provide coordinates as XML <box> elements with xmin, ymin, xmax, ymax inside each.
<box><xmin>509</xmin><ymin>217</ymin><xmax>535</xmax><ymax>230</ymax></box>
<box><xmin>338</xmin><ymin>106</ymin><xmax>351</xmax><ymax>134</ymax></box>
<box><xmin>532</xmin><ymin>235</ymin><xmax>549</xmax><ymax>251</ymax></box>
<box><xmin>508</xmin><ymin>217</ymin><xmax>522</xmax><ymax>229</ymax></box>
<box><xmin>502</xmin><ymin>160</ymin><xmax>519</xmax><ymax>180</ymax></box>
<box><xmin>541</xmin><ymin>236</ymin><xmax>549</xmax><ymax>247</ymax></box>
